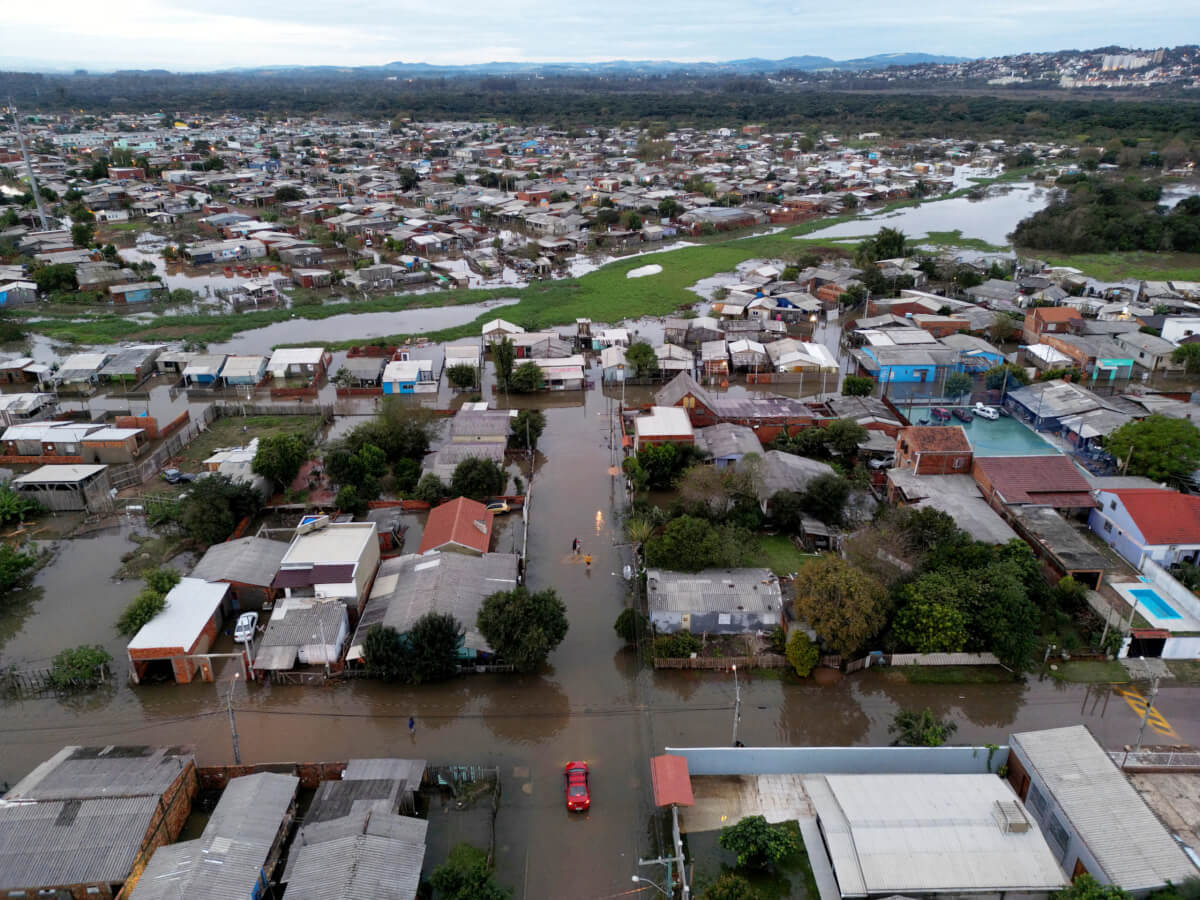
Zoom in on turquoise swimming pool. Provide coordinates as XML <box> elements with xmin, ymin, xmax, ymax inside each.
<box><xmin>1130</xmin><ymin>587</ymin><xmax>1182</xmax><ymax>620</ymax></box>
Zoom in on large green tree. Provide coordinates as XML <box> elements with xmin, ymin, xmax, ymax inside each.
<box><xmin>1104</xmin><ymin>414</ymin><xmax>1200</xmax><ymax>482</ymax></box>
<box><xmin>252</xmin><ymin>434</ymin><xmax>309</xmax><ymax>490</ymax></box>
<box><xmin>624</xmin><ymin>340</ymin><xmax>658</xmax><ymax>378</ymax></box>
<box><xmin>477</xmin><ymin>586</ymin><xmax>568</xmax><ymax>673</ymax></box>
<box><xmin>493</xmin><ymin>336</ymin><xmax>516</xmax><ymax>388</ymax></box>
<box><xmin>841</xmin><ymin>375</ymin><xmax>874</xmax><ymax>397</ymax></box>
<box><xmin>451</xmin><ymin>457</ymin><xmax>507</xmax><ymax>500</ymax></box>
<box><xmin>893</xmin><ymin>572</ymin><xmax>970</xmax><ymax>653</ymax></box>
<box><xmin>509</xmin><ymin>361</ymin><xmax>544</xmax><ymax>393</ymax></box>
<box><xmin>178</xmin><ymin>475</ymin><xmax>263</xmax><ymax>546</ymax></box>
<box><xmin>792</xmin><ymin>555</ymin><xmax>887</xmax><ymax>657</ymax></box>
<box><xmin>801</xmin><ymin>473</ymin><xmax>852</xmax><ymax>525</ymax></box>
<box><xmin>1171</xmin><ymin>342</ymin><xmax>1200</xmax><ymax>375</ymax></box>
<box><xmin>406</xmin><ymin>612</ymin><xmax>464</xmax><ymax>683</ymax></box>
<box><xmin>509</xmin><ymin>409</ymin><xmax>546</xmax><ymax>452</ymax></box>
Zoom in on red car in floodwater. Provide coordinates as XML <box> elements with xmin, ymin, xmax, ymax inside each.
<box><xmin>564</xmin><ymin>761</ymin><xmax>590</xmax><ymax>812</ymax></box>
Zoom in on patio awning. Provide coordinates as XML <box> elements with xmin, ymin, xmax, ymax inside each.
<box><xmin>650</xmin><ymin>754</ymin><xmax>694</xmax><ymax>808</ymax></box>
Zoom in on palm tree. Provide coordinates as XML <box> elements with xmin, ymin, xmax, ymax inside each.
<box><xmin>889</xmin><ymin>707</ymin><xmax>957</xmax><ymax>747</ymax></box>
<box><xmin>625</xmin><ymin>516</ymin><xmax>656</xmax><ymax>570</ymax></box>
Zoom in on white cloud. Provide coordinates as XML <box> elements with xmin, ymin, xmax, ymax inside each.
<box><xmin>2</xmin><ymin>0</ymin><xmax>1195</xmax><ymax>70</ymax></box>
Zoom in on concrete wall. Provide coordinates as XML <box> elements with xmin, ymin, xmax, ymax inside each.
<box><xmin>663</xmin><ymin>745</ymin><xmax>1009</xmax><ymax>776</ymax></box>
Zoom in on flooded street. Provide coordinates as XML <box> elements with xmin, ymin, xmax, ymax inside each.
<box><xmin>3</xmin><ymin>372</ymin><xmax>1200</xmax><ymax>898</ymax></box>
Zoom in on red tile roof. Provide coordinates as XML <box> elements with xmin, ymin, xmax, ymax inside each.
<box><xmin>417</xmin><ymin>496</ymin><xmax>493</xmax><ymax>555</ymax></box>
<box><xmin>1111</xmin><ymin>489</ymin><xmax>1200</xmax><ymax>545</ymax></box>
<box><xmin>973</xmin><ymin>455</ymin><xmax>1096</xmax><ymax>507</ymax></box>
<box><xmin>1034</xmin><ymin>307</ymin><xmax>1084</xmax><ymax>323</ymax></box>
<box><xmin>650</xmin><ymin>754</ymin><xmax>694</xmax><ymax>808</ymax></box>
<box><xmin>900</xmin><ymin>425</ymin><xmax>971</xmax><ymax>452</ymax></box>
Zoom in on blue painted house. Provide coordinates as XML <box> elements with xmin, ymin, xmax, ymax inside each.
<box><xmin>852</xmin><ymin>345</ymin><xmax>959</xmax><ymax>385</ymax></box>
<box><xmin>382</xmin><ymin>359</ymin><xmax>436</xmax><ymax>394</ymax></box>
<box><xmin>0</xmin><ymin>281</ymin><xmax>37</xmax><ymax>307</ymax></box>
<box><xmin>108</xmin><ymin>281</ymin><xmax>166</xmax><ymax>305</ymax></box>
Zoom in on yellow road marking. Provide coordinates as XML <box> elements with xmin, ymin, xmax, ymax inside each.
<box><xmin>1116</xmin><ymin>688</ymin><xmax>1179</xmax><ymax>738</ymax></box>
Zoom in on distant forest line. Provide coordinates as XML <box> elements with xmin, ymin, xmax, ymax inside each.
<box><xmin>2</xmin><ymin>71</ymin><xmax>1199</xmax><ymax>141</ymax></box>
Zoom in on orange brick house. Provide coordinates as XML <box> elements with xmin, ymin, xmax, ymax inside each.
<box><xmin>127</xmin><ymin>578</ymin><xmax>231</xmax><ymax>684</ymax></box>
<box><xmin>1022</xmin><ymin>307</ymin><xmax>1083</xmax><ymax>345</ymax></box>
<box><xmin>894</xmin><ymin>425</ymin><xmax>973</xmax><ymax>475</ymax></box>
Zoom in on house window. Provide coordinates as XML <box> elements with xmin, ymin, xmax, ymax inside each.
<box><xmin>953</xmin><ymin>458</ymin><xmax>965</xmax><ymax>469</ymax></box>
<box><xmin>1110</xmin><ymin>500</ymin><xmax>1117</xmax><ymax>510</ymax></box>
<box><xmin>1103</xmin><ymin>521</ymin><xmax>1112</xmax><ymax>533</ymax></box>
<box><xmin>1045</xmin><ymin>814</ymin><xmax>1070</xmax><ymax>859</ymax></box>
<box><xmin>1027</xmin><ymin>784</ymin><xmax>1047</xmax><ymax>816</ymax></box>
<box><xmin>718</xmin><ymin>614</ymin><xmax>731</xmax><ymax>625</ymax></box>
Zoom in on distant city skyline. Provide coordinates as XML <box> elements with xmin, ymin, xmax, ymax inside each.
<box><xmin>2</xmin><ymin>0</ymin><xmax>1195</xmax><ymax>72</ymax></box>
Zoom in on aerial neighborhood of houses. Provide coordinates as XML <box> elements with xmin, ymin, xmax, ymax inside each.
<box><xmin>2</xmin><ymin>107</ymin><xmax>1200</xmax><ymax>900</ymax></box>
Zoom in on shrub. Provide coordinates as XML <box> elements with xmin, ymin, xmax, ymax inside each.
<box><xmin>652</xmin><ymin>632</ymin><xmax>703</xmax><ymax>658</ymax></box>
<box><xmin>116</xmin><ymin>588</ymin><xmax>168</xmax><ymax>637</ymax></box>
<box><xmin>614</xmin><ymin>607</ymin><xmax>648</xmax><ymax>644</ymax></box>
<box><xmin>785</xmin><ymin>631</ymin><xmax>820</xmax><ymax>677</ymax></box>
<box><xmin>718</xmin><ymin>815</ymin><xmax>799</xmax><ymax>868</ymax></box>
<box><xmin>49</xmin><ymin>645</ymin><xmax>112</xmax><ymax>690</ymax></box>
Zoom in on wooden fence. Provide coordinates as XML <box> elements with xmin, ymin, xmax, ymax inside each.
<box><xmin>652</xmin><ymin>654</ymin><xmax>788</xmax><ymax>670</ymax></box>
<box><xmin>1</xmin><ymin>663</ymin><xmax>109</xmax><ymax>695</ymax></box>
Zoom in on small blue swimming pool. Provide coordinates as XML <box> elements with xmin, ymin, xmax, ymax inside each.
<box><xmin>1130</xmin><ymin>588</ymin><xmax>1182</xmax><ymax>620</ymax></box>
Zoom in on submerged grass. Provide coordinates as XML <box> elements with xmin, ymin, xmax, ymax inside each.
<box><xmin>1039</xmin><ymin>251</ymin><xmax>1200</xmax><ymax>283</ymax></box>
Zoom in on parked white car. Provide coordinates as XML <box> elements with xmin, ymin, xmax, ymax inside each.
<box><xmin>973</xmin><ymin>402</ymin><xmax>1000</xmax><ymax>420</ymax></box>
<box><xmin>234</xmin><ymin>611</ymin><xmax>258</xmax><ymax>643</ymax></box>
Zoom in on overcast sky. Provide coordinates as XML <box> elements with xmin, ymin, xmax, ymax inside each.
<box><xmin>3</xmin><ymin>0</ymin><xmax>1193</xmax><ymax>71</ymax></box>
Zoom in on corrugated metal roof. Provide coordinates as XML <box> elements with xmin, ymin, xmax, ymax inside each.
<box><xmin>130</xmin><ymin>772</ymin><xmax>298</xmax><ymax>900</ymax></box>
<box><xmin>343</xmin><ymin>759</ymin><xmax>425</xmax><ymax>785</ymax></box>
<box><xmin>1011</xmin><ymin>726</ymin><xmax>1199</xmax><ymax>891</ymax></box>
<box><xmin>646</xmin><ymin>568</ymin><xmax>781</xmax><ymax>615</ymax></box>
<box><xmin>284</xmin><ymin>831</ymin><xmax>425</xmax><ymax>900</ymax></box>
<box><xmin>806</xmin><ymin>773</ymin><xmax>1067</xmax><ymax>897</ymax></box>
<box><xmin>7</xmin><ymin>746</ymin><xmax>193</xmax><ymax>800</ymax></box>
<box><xmin>0</xmin><ymin>795</ymin><xmax>159</xmax><ymax>890</ymax></box>
<box><xmin>694</xmin><ymin>424</ymin><xmax>763</xmax><ymax>460</ymax></box>
<box><xmin>191</xmin><ymin>537</ymin><xmax>290</xmax><ymax>588</ymax></box>
<box><xmin>348</xmin><ymin>552</ymin><xmax>519</xmax><ymax>657</ymax></box>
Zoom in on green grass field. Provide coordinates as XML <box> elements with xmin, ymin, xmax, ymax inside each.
<box><xmin>754</xmin><ymin>534</ymin><xmax>817</xmax><ymax>577</ymax></box>
<box><xmin>1041</xmin><ymin>251</ymin><xmax>1200</xmax><ymax>283</ymax></box>
<box><xmin>895</xmin><ymin>665</ymin><xmax>1016</xmax><ymax>684</ymax></box>
<box><xmin>1048</xmin><ymin>659</ymin><xmax>1130</xmax><ymax>683</ymax></box>
<box><xmin>172</xmin><ymin>414</ymin><xmax>323</xmax><ymax>471</ymax></box>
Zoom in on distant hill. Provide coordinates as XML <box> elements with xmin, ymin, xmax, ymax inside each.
<box><xmin>219</xmin><ymin>52</ymin><xmax>972</xmax><ymax>79</ymax></box>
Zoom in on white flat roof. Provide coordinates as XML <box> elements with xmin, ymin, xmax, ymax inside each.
<box><xmin>281</xmin><ymin>522</ymin><xmax>376</xmax><ymax>567</ymax></box>
<box><xmin>807</xmin><ymin>773</ymin><xmax>1068</xmax><ymax>897</ymax></box>
<box><xmin>126</xmin><ymin>578</ymin><xmax>228</xmax><ymax>651</ymax></box>
<box><xmin>636</xmin><ymin>406</ymin><xmax>694</xmax><ymax>438</ymax></box>
<box><xmin>268</xmin><ymin>347</ymin><xmax>326</xmax><ymax>367</ymax></box>
<box><xmin>220</xmin><ymin>355</ymin><xmax>267</xmax><ymax>377</ymax></box>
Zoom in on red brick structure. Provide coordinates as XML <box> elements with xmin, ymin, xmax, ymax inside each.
<box><xmin>1023</xmin><ymin>307</ymin><xmax>1083</xmax><ymax>345</ymax></box>
<box><xmin>894</xmin><ymin>425</ymin><xmax>973</xmax><ymax>475</ymax></box>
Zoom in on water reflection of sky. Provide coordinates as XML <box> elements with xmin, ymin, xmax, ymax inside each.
<box><xmin>805</xmin><ymin>182</ymin><xmax>1049</xmax><ymax>246</ymax></box>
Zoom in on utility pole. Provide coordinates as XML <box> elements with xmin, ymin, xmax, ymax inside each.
<box><xmin>731</xmin><ymin>664</ymin><xmax>742</xmax><ymax>748</ymax></box>
<box><xmin>10</xmin><ymin>104</ymin><xmax>50</xmax><ymax>231</ymax></box>
<box><xmin>225</xmin><ymin>674</ymin><xmax>242</xmax><ymax>764</ymax></box>
<box><xmin>1134</xmin><ymin>673</ymin><xmax>1160</xmax><ymax>755</ymax></box>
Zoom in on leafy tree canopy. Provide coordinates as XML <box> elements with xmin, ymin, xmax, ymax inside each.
<box><xmin>792</xmin><ymin>555</ymin><xmax>887</xmax><ymax>657</ymax></box>
<box><xmin>718</xmin><ymin>815</ymin><xmax>799</xmax><ymax>868</ymax></box>
<box><xmin>1104</xmin><ymin>414</ymin><xmax>1200</xmax><ymax>482</ymax></box>
<box><xmin>477</xmin><ymin>586</ymin><xmax>568</xmax><ymax>673</ymax></box>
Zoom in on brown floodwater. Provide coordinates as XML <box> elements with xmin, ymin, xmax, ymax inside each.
<box><xmin>3</xmin><ymin>359</ymin><xmax>1199</xmax><ymax>899</ymax></box>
